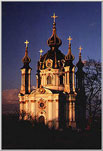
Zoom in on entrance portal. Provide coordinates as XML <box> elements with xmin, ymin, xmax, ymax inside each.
<box><xmin>38</xmin><ymin>116</ymin><xmax>45</xmax><ymax>124</ymax></box>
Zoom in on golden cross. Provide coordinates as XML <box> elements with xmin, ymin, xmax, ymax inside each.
<box><xmin>24</xmin><ymin>40</ymin><xmax>29</xmax><ymax>48</ymax></box>
<box><xmin>39</xmin><ymin>49</ymin><xmax>43</xmax><ymax>55</ymax></box>
<box><xmin>67</xmin><ymin>36</ymin><xmax>72</xmax><ymax>44</ymax></box>
<box><xmin>79</xmin><ymin>46</ymin><xmax>83</xmax><ymax>53</ymax></box>
<box><xmin>51</xmin><ymin>13</ymin><xmax>58</xmax><ymax>23</ymax></box>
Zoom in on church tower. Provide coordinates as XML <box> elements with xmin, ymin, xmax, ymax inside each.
<box><xmin>75</xmin><ymin>46</ymin><xmax>86</xmax><ymax>130</ymax></box>
<box><xmin>20</xmin><ymin>40</ymin><xmax>32</xmax><ymax>94</ymax></box>
<box><xmin>64</xmin><ymin>37</ymin><xmax>77</xmax><ymax>128</ymax></box>
<box><xmin>64</xmin><ymin>36</ymin><xmax>75</xmax><ymax>93</ymax></box>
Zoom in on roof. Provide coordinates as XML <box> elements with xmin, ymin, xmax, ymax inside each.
<box><xmin>39</xmin><ymin>48</ymin><xmax>65</xmax><ymax>69</ymax></box>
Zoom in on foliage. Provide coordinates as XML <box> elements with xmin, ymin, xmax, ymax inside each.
<box><xmin>2</xmin><ymin>113</ymin><xmax>101</xmax><ymax>149</ymax></box>
<box><xmin>84</xmin><ymin>58</ymin><xmax>101</xmax><ymax>120</ymax></box>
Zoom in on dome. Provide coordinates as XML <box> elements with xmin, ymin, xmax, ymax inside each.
<box><xmin>38</xmin><ymin>18</ymin><xmax>65</xmax><ymax>69</ymax></box>
<box><xmin>39</xmin><ymin>48</ymin><xmax>65</xmax><ymax>69</ymax></box>
<box><xmin>65</xmin><ymin>43</ymin><xmax>75</xmax><ymax>67</ymax></box>
<box><xmin>22</xmin><ymin>55</ymin><xmax>31</xmax><ymax>64</ymax></box>
<box><xmin>21</xmin><ymin>47</ymin><xmax>31</xmax><ymax>69</ymax></box>
<box><xmin>47</xmin><ymin>22</ymin><xmax>62</xmax><ymax>48</ymax></box>
<box><xmin>76</xmin><ymin>55</ymin><xmax>84</xmax><ymax>69</ymax></box>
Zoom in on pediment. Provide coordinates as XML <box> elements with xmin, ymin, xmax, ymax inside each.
<box><xmin>30</xmin><ymin>87</ymin><xmax>53</xmax><ymax>95</ymax></box>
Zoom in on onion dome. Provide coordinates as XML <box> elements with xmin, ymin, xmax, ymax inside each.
<box><xmin>47</xmin><ymin>22</ymin><xmax>62</xmax><ymax>49</ymax></box>
<box><xmin>47</xmin><ymin>13</ymin><xmax>62</xmax><ymax>49</ymax></box>
<box><xmin>76</xmin><ymin>46</ymin><xmax>85</xmax><ymax>92</ymax></box>
<box><xmin>38</xmin><ymin>13</ymin><xmax>65</xmax><ymax>70</ymax></box>
<box><xmin>21</xmin><ymin>40</ymin><xmax>31</xmax><ymax>69</ymax></box>
<box><xmin>65</xmin><ymin>36</ymin><xmax>74</xmax><ymax>67</ymax></box>
<box><xmin>76</xmin><ymin>46</ymin><xmax>84</xmax><ymax>69</ymax></box>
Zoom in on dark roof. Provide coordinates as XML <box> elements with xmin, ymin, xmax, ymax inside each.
<box><xmin>47</xmin><ymin>22</ymin><xmax>62</xmax><ymax>48</ymax></box>
<box><xmin>41</xmin><ymin>48</ymin><xmax>65</xmax><ymax>62</ymax></box>
<box><xmin>39</xmin><ymin>48</ymin><xmax>65</xmax><ymax>69</ymax></box>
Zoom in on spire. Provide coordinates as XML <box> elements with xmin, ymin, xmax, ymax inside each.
<box><xmin>67</xmin><ymin>36</ymin><xmax>72</xmax><ymax>56</ymax></box>
<box><xmin>76</xmin><ymin>46</ymin><xmax>84</xmax><ymax>69</ymax></box>
<box><xmin>65</xmin><ymin>36</ymin><xmax>74</xmax><ymax>61</ymax></box>
<box><xmin>39</xmin><ymin>49</ymin><xmax>43</xmax><ymax>59</ymax></box>
<box><xmin>51</xmin><ymin>13</ymin><xmax>58</xmax><ymax>36</ymax></box>
<box><xmin>22</xmin><ymin>40</ymin><xmax>31</xmax><ymax>69</ymax></box>
<box><xmin>78</xmin><ymin>46</ymin><xmax>83</xmax><ymax>60</ymax></box>
<box><xmin>47</xmin><ymin>13</ymin><xmax>62</xmax><ymax>49</ymax></box>
<box><xmin>24</xmin><ymin>40</ymin><xmax>29</xmax><ymax>56</ymax></box>
<box><xmin>76</xmin><ymin>46</ymin><xmax>85</xmax><ymax>93</ymax></box>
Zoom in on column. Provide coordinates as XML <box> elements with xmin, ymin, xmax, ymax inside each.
<box><xmin>31</xmin><ymin>100</ymin><xmax>36</xmax><ymax>119</ymax></box>
<box><xmin>73</xmin><ymin>102</ymin><xmax>75</xmax><ymax>121</ymax></box>
<box><xmin>57</xmin><ymin>74</ymin><xmax>59</xmax><ymax>87</ymax></box>
<box><xmin>69</xmin><ymin>101</ymin><xmax>72</xmax><ymax>122</ymax></box>
<box><xmin>42</xmin><ymin>74</ymin><xmax>44</xmax><ymax>86</ymax></box>
<box><xmin>53</xmin><ymin>73</ymin><xmax>55</xmax><ymax>86</ymax></box>
<box><xmin>48</xmin><ymin>100</ymin><xmax>53</xmax><ymax>128</ymax></box>
<box><xmin>21</xmin><ymin>73</ymin><xmax>25</xmax><ymax>93</ymax></box>
<box><xmin>48</xmin><ymin>100</ymin><xmax>52</xmax><ymax>120</ymax></box>
<box><xmin>72</xmin><ymin>67</ymin><xmax>75</xmax><ymax>92</ymax></box>
<box><xmin>19</xmin><ymin>102</ymin><xmax>23</xmax><ymax>119</ymax></box>
<box><xmin>25</xmin><ymin>101</ymin><xmax>29</xmax><ymax>120</ymax></box>
<box><xmin>56</xmin><ymin>74</ymin><xmax>58</xmax><ymax>86</ymax></box>
<box><xmin>44</xmin><ymin>74</ymin><xmax>46</xmax><ymax>86</ymax></box>
<box><xmin>55</xmin><ymin>74</ymin><xmax>56</xmax><ymax>85</ymax></box>
<box><xmin>67</xmin><ymin>72</ymin><xmax>69</xmax><ymax>84</ymax></box>
<box><xmin>55</xmin><ymin>100</ymin><xmax>59</xmax><ymax>129</ymax></box>
<box><xmin>64</xmin><ymin>72</ymin><xmax>66</xmax><ymax>91</ymax></box>
<box><xmin>28</xmin><ymin>71</ymin><xmax>31</xmax><ymax>93</ymax></box>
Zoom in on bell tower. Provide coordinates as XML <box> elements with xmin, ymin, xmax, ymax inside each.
<box><xmin>64</xmin><ymin>36</ymin><xmax>75</xmax><ymax>93</ymax></box>
<box><xmin>64</xmin><ymin>36</ymin><xmax>76</xmax><ymax>128</ymax></box>
<box><xmin>20</xmin><ymin>40</ymin><xmax>32</xmax><ymax>94</ymax></box>
<box><xmin>75</xmin><ymin>46</ymin><xmax>86</xmax><ymax>130</ymax></box>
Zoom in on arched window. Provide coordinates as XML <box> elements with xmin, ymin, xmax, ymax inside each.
<box><xmin>47</xmin><ymin>76</ymin><xmax>52</xmax><ymax>85</ymax></box>
<box><xmin>60</xmin><ymin>75</ymin><xmax>63</xmax><ymax>85</ymax></box>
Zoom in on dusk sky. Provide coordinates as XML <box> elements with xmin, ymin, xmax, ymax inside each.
<box><xmin>2</xmin><ymin>2</ymin><xmax>101</xmax><ymax>91</ymax></box>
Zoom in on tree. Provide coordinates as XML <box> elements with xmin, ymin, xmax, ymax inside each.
<box><xmin>84</xmin><ymin>59</ymin><xmax>101</xmax><ymax>123</ymax></box>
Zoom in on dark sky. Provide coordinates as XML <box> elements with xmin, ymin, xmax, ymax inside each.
<box><xmin>2</xmin><ymin>2</ymin><xmax>101</xmax><ymax>90</ymax></box>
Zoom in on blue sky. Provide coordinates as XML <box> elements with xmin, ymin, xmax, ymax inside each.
<box><xmin>2</xmin><ymin>2</ymin><xmax>101</xmax><ymax>90</ymax></box>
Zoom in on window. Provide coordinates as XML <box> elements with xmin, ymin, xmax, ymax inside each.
<box><xmin>47</xmin><ymin>76</ymin><xmax>52</xmax><ymax>85</ymax></box>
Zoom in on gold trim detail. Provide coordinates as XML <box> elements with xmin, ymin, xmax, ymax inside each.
<box><xmin>31</xmin><ymin>100</ymin><xmax>36</xmax><ymax>103</ymax></box>
<box><xmin>48</xmin><ymin>100</ymin><xmax>53</xmax><ymax>102</ymax></box>
<box><xmin>55</xmin><ymin>100</ymin><xmax>59</xmax><ymax>102</ymax></box>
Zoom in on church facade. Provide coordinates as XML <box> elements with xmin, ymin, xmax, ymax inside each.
<box><xmin>18</xmin><ymin>14</ymin><xmax>86</xmax><ymax>130</ymax></box>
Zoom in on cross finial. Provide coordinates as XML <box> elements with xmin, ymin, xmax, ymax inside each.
<box><xmin>67</xmin><ymin>36</ymin><xmax>72</xmax><ymax>45</ymax></box>
<box><xmin>79</xmin><ymin>46</ymin><xmax>83</xmax><ymax>53</ymax></box>
<box><xmin>39</xmin><ymin>49</ymin><xmax>43</xmax><ymax>56</ymax></box>
<box><xmin>51</xmin><ymin>13</ymin><xmax>58</xmax><ymax>23</ymax></box>
<box><xmin>24</xmin><ymin>40</ymin><xmax>29</xmax><ymax>48</ymax></box>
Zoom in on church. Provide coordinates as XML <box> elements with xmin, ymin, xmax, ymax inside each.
<box><xmin>18</xmin><ymin>13</ymin><xmax>86</xmax><ymax>130</ymax></box>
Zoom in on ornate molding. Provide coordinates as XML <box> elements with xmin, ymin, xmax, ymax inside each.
<box><xmin>38</xmin><ymin>99</ymin><xmax>46</xmax><ymax>109</ymax></box>
<box><xmin>19</xmin><ymin>101</ymin><xmax>26</xmax><ymax>104</ymax></box>
<box><xmin>31</xmin><ymin>100</ymin><xmax>36</xmax><ymax>103</ymax></box>
<box><xmin>39</xmin><ymin>86</ymin><xmax>46</xmax><ymax>94</ymax></box>
<box><xmin>46</xmin><ymin>59</ymin><xmax>53</xmax><ymax>68</ymax></box>
<box><xmin>55</xmin><ymin>99</ymin><xmax>59</xmax><ymax>102</ymax></box>
<box><xmin>48</xmin><ymin>100</ymin><xmax>53</xmax><ymax>102</ymax></box>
